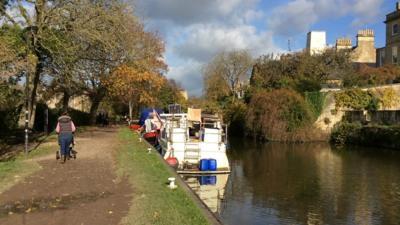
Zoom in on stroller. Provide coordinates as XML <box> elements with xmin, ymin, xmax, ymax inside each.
<box><xmin>56</xmin><ymin>136</ymin><xmax>77</xmax><ymax>161</ymax></box>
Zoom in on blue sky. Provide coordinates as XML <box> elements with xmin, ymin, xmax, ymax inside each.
<box><xmin>135</xmin><ymin>0</ymin><xmax>396</xmax><ymax>96</ymax></box>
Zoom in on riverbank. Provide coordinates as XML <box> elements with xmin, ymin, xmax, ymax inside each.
<box><xmin>0</xmin><ymin>127</ymin><xmax>215</xmax><ymax>225</ymax></box>
<box><xmin>117</xmin><ymin>128</ymin><xmax>215</xmax><ymax>225</ymax></box>
<box><xmin>331</xmin><ymin>122</ymin><xmax>400</xmax><ymax>149</ymax></box>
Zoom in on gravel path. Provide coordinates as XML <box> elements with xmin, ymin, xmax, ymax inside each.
<box><xmin>0</xmin><ymin>127</ymin><xmax>132</xmax><ymax>225</ymax></box>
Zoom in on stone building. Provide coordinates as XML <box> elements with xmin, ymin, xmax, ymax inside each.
<box><xmin>376</xmin><ymin>2</ymin><xmax>400</xmax><ymax>67</ymax></box>
<box><xmin>47</xmin><ymin>94</ymin><xmax>91</xmax><ymax>113</ymax></box>
<box><xmin>306</xmin><ymin>29</ymin><xmax>376</xmax><ymax>65</ymax></box>
<box><xmin>335</xmin><ymin>38</ymin><xmax>352</xmax><ymax>50</ymax></box>
<box><xmin>335</xmin><ymin>29</ymin><xmax>376</xmax><ymax>65</ymax></box>
<box><xmin>306</xmin><ymin>31</ymin><xmax>327</xmax><ymax>55</ymax></box>
<box><xmin>351</xmin><ymin>29</ymin><xmax>376</xmax><ymax>65</ymax></box>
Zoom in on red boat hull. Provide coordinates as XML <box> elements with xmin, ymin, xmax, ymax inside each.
<box><xmin>129</xmin><ymin>124</ymin><xmax>141</xmax><ymax>130</ymax></box>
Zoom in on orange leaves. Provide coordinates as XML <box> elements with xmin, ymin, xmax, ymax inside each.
<box><xmin>107</xmin><ymin>65</ymin><xmax>164</xmax><ymax>107</ymax></box>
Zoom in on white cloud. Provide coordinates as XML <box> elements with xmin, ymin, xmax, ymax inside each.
<box><xmin>351</xmin><ymin>0</ymin><xmax>384</xmax><ymax>26</ymax></box>
<box><xmin>165</xmin><ymin>24</ymin><xmax>282</xmax><ymax>95</ymax></box>
<box><xmin>267</xmin><ymin>0</ymin><xmax>384</xmax><ymax>36</ymax></box>
<box><xmin>135</xmin><ymin>0</ymin><xmax>258</xmax><ymax>26</ymax></box>
<box><xmin>168</xmin><ymin>61</ymin><xmax>204</xmax><ymax>96</ymax></box>
<box><xmin>268</xmin><ymin>0</ymin><xmax>317</xmax><ymax>36</ymax></box>
<box><xmin>174</xmin><ymin>24</ymin><xmax>280</xmax><ymax>62</ymax></box>
<box><xmin>135</xmin><ymin>0</ymin><xmax>280</xmax><ymax>96</ymax></box>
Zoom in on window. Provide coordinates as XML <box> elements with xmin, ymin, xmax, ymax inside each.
<box><xmin>392</xmin><ymin>46</ymin><xmax>398</xmax><ymax>64</ymax></box>
<box><xmin>379</xmin><ymin>49</ymin><xmax>385</xmax><ymax>66</ymax></box>
<box><xmin>393</xmin><ymin>24</ymin><xmax>399</xmax><ymax>35</ymax></box>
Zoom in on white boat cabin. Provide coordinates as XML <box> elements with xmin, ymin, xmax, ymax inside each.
<box><xmin>158</xmin><ymin>112</ymin><xmax>230</xmax><ymax>172</ymax></box>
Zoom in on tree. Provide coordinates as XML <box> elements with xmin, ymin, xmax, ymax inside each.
<box><xmin>1</xmin><ymin>0</ymin><xmax>104</xmax><ymax>125</ymax></box>
<box><xmin>106</xmin><ymin>65</ymin><xmax>164</xmax><ymax>120</ymax></box>
<box><xmin>66</xmin><ymin>1</ymin><xmax>166</xmax><ymax>123</ymax></box>
<box><xmin>1</xmin><ymin>0</ymin><xmax>168</xmax><ymax>126</ymax></box>
<box><xmin>157</xmin><ymin>79</ymin><xmax>186</xmax><ymax>110</ymax></box>
<box><xmin>203</xmin><ymin>50</ymin><xmax>253</xmax><ymax>102</ymax></box>
<box><xmin>251</xmin><ymin>49</ymin><xmax>355</xmax><ymax>92</ymax></box>
<box><xmin>0</xmin><ymin>24</ymin><xmax>26</xmax><ymax>79</ymax></box>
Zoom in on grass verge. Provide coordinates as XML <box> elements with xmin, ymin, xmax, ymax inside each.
<box><xmin>117</xmin><ymin>128</ymin><xmax>210</xmax><ymax>225</ymax></box>
<box><xmin>0</xmin><ymin>133</ymin><xmax>57</xmax><ymax>194</ymax></box>
<box><xmin>0</xmin><ymin>159</ymin><xmax>41</xmax><ymax>194</ymax></box>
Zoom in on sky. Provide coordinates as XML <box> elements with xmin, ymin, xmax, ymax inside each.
<box><xmin>133</xmin><ymin>0</ymin><xmax>396</xmax><ymax>96</ymax></box>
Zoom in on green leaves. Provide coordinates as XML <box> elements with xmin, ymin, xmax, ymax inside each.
<box><xmin>334</xmin><ymin>88</ymin><xmax>377</xmax><ymax>111</ymax></box>
<box><xmin>251</xmin><ymin>49</ymin><xmax>355</xmax><ymax>93</ymax></box>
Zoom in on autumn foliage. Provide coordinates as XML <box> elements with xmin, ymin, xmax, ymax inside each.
<box><xmin>246</xmin><ymin>89</ymin><xmax>325</xmax><ymax>142</ymax></box>
<box><xmin>106</xmin><ymin>65</ymin><xmax>164</xmax><ymax>118</ymax></box>
<box><xmin>357</xmin><ymin>64</ymin><xmax>400</xmax><ymax>86</ymax></box>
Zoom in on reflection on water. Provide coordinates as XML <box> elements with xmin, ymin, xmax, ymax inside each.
<box><xmin>181</xmin><ymin>174</ymin><xmax>229</xmax><ymax>213</ymax></box>
<box><xmin>219</xmin><ymin>140</ymin><xmax>400</xmax><ymax>225</ymax></box>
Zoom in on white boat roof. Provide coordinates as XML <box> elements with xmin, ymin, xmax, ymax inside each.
<box><xmin>159</xmin><ymin>113</ymin><xmax>187</xmax><ymax>117</ymax></box>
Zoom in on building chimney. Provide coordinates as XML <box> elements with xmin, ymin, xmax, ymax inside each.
<box><xmin>336</xmin><ymin>38</ymin><xmax>352</xmax><ymax>50</ymax></box>
<box><xmin>357</xmin><ymin>29</ymin><xmax>374</xmax><ymax>37</ymax></box>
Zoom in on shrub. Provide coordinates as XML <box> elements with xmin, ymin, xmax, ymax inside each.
<box><xmin>0</xmin><ymin>106</ymin><xmax>22</xmax><ymax>133</ymax></box>
<box><xmin>34</xmin><ymin>104</ymin><xmax>91</xmax><ymax>132</ymax></box>
<box><xmin>0</xmin><ymin>79</ymin><xmax>23</xmax><ymax>132</ymax></box>
<box><xmin>330</xmin><ymin>121</ymin><xmax>362</xmax><ymax>145</ymax></box>
<box><xmin>331</xmin><ymin>123</ymin><xmax>400</xmax><ymax>149</ymax></box>
<box><xmin>223</xmin><ymin>101</ymin><xmax>246</xmax><ymax>136</ymax></box>
<box><xmin>246</xmin><ymin>89</ymin><xmax>318</xmax><ymax>141</ymax></box>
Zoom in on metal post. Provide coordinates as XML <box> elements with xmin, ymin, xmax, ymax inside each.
<box><xmin>24</xmin><ymin>26</ymin><xmax>32</xmax><ymax>155</ymax></box>
<box><xmin>25</xmin><ymin>110</ymin><xmax>28</xmax><ymax>155</ymax></box>
<box><xmin>44</xmin><ymin>108</ymin><xmax>48</xmax><ymax>134</ymax></box>
<box><xmin>225</xmin><ymin>124</ymin><xmax>229</xmax><ymax>149</ymax></box>
<box><xmin>24</xmin><ymin>70</ymin><xmax>29</xmax><ymax>155</ymax></box>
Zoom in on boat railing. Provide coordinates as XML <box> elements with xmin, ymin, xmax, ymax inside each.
<box><xmin>162</xmin><ymin>114</ymin><xmax>228</xmax><ymax>144</ymax></box>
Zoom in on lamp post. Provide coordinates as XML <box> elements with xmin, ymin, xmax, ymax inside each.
<box><xmin>24</xmin><ymin>70</ymin><xmax>29</xmax><ymax>155</ymax></box>
<box><xmin>24</xmin><ymin>26</ymin><xmax>34</xmax><ymax>156</ymax></box>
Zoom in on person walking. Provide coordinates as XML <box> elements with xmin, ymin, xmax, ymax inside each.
<box><xmin>56</xmin><ymin>111</ymin><xmax>76</xmax><ymax>163</ymax></box>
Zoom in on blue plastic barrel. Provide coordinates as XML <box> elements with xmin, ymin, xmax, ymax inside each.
<box><xmin>208</xmin><ymin>176</ymin><xmax>217</xmax><ymax>185</ymax></box>
<box><xmin>199</xmin><ymin>159</ymin><xmax>209</xmax><ymax>171</ymax></box>
<box><xmin>198</xmin><ymin>176</ymin><xmax>217</xmax><ymax>185</ymax></box>
<box><xmin>208</xmin><ymin>159</ymin><xmax>217</xmax><ymax>171</ymax></box>
<box><xmin>198</xmin><ymin>176</ymin><xmax>207</xmax><ymax>185</ymax></box>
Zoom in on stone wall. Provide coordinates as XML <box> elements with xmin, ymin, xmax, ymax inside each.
<box><xmin>314</xmin><ymin>84</ymin><xmax>400</xmax><ymax>134</ymax></box>
<box><xmin>46</xmin><ymin>94</ymin><xmax>91</xmax><ymax>113</ymax></box>
<box><xmin>345</xmin><ymin>110</ymin><xmax>400</xmax><ymax>125</ymax></box>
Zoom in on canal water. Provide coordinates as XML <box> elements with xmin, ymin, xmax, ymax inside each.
<box><xmin>182</xmin><ymin>140</ymin><xmax>400</xmax><ymax>225</ymax></box>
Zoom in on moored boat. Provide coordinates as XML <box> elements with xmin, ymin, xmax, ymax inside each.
<box><xmin>158</xmin><ymin>109</ymin><xmax>230</xmax><ymax>174</ymax></box>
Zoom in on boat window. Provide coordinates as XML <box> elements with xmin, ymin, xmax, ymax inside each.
<box><xmin>189</xmin><ymin>122</ymin><xmax>201</xmax><ymax>139</ymax></box>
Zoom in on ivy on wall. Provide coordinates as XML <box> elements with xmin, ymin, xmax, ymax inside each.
<box><xmin>305</xmin><ymin>91</ymin><xmax>327</xmax><ymax>118</ymax></box>
<box><xmin>335</xmin><ymin>88</ymin><xmax>400</xmax><ymax>111</ymax></box>
<box><xmin>334</xmin><ymin>88</ymin><xmax>378</xmax><ymax>111</ymax></box>
<box><xmin>375</xmin><ymin>88</ymin><xmax>400</xmax><ymax>109</ymax></box>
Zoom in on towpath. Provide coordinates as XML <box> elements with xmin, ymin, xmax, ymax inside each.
<box><xmin>0</xmin><ymin>127</ymin><xmax>132</xmax><ymax>225</ymax></box>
